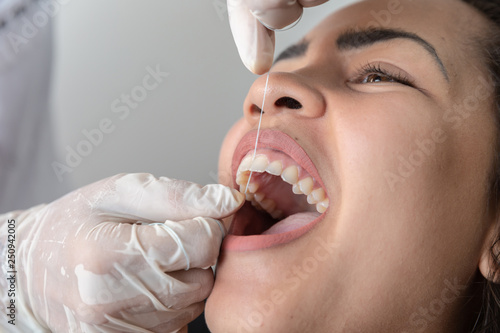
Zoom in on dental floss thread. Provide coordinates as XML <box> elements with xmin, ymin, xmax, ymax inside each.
<box><xmin>245</xmin><ymin>72</ymin><xmax>270</xmax><ymax>194</ymax></box>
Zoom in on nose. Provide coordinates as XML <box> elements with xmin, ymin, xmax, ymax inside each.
<box><xmin>243</xmin><ymin>72</ymin><xmax>326</xmax><ymax>126</ymax></box>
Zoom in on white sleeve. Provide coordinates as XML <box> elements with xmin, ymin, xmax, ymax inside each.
<box><xmin>0</xmin><ymin>0</ymin><xmax>69</xmax><ymax>214</ymax></box>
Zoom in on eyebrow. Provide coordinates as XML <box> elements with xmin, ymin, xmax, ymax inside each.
<box><xmin>338</xmin><ymin>28</ymin><xmax>449</xmax><ymax>81</ymax></box>
<box><xmin>274</xmin><ymin>40</ymin><xmax>309</xmax><ymax>64</ymax></box>
<box><xmin>274</xmin><ymin>28</ymin><xmax>450</xmax><ymax>82</ymax></box>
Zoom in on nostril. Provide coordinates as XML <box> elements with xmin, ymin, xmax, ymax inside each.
<box><xmin>275</xmin><ymin>97</ymin><xmax>302</xmax><ymax>110</ymax></box>
<box><xmin>250</xmin><ymin>104</ymin><xmax>263</xmax><ymax>115</ymax></box>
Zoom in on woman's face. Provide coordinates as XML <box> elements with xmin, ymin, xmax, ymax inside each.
<box><xmin>206</xmin><ymin>0</ymin><xmax>497</xmax><ymax>331</ymax></box>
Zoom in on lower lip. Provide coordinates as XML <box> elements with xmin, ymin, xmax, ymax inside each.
<box><xmin>222</xmin><ymin>214</ymin><xmax>326</xmax><ymax>252</ymax></box>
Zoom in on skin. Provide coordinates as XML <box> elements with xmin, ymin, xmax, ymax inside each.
<box><xmin>206</xmin><ymin>0</ymin><xmax>499</xmax><ymax>332</ymax></box>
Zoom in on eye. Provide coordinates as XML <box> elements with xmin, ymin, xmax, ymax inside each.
<box><xmin>352</xmin><ymin>63</ymin><xmax>415</xmax><ymax>87</ymax></box>
<box><xmin>362</xmin><ymin>73</ymin><xmax>399</xmax><ymax>84</ymax></box>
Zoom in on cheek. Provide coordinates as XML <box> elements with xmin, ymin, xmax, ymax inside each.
<box><xmin>332</xmin><ymin>93</ymin><xmax>453</xmax><ymax>195</ymax></box>
<box><xmin>218</xmin><ymin>118</ymin><xmax>250</xmax><ymax>187</ymax></box>
<box><xmin>325</xmin><ymin>89</ymin><xmax>493</xmax><ymax>291</ymax></box>
<box><xmin>331</xmin><ymin>90</ymin><xmax>491</xmax><ymax>232</ymax></box>
<box><xmin>327</xmin><ymin>93</ymin><xmax>479</xmax><ymax>277</ymax></box>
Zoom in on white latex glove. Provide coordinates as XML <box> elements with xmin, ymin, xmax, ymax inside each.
<box><xmin>228</xmin><ymin>0</ymin><xmax>330</xmax><ymax>74</ymax></box>
<box><xmin>0</xmin><ymin>173</ymin><xmax>244</xmax><ymax>332</ymax></box>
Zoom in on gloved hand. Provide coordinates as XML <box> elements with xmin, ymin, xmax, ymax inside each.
<box><xmin>0</xmin><ymin>173</ymin><xmax>244</xmax><ymax>333</ymax></box>
<box><xmin>228</xmin><ymin>0</ymin><xmax>329</xmax><ymax>74</ymax></box>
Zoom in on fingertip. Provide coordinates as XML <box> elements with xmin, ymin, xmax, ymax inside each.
<box><xmin>214</xmin><ymin>218</ymin><xmax>227</xmax><ymax>238</ymax></box>
<box><xmin>230</xmin><ymin>188</ymin><xmax>245</xmax><ymax>207</ymax></box>
<box><xmin>246</xmin><ymin>59</ymin><xmax>273</xmax><ymax>75</ymax></box>
<box><xmin>244</xmin><ymin>47</ymin><xmax>274</xmax><ymax>75</ymax></box>
<box><xmin>196</xmin><ymin>216</ymin><xmax>226</xmax><ymax>241</ymax></box>
<box><xmin>199</xmin><ymin>184</ymin><xmax>245</xmax><ymax>218</ymax></box>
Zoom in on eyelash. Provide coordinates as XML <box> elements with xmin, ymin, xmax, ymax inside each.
<box><xmin>352</xmin><ymin>63</ymin><xmax>415</xmax><ymax>87</ymax></box>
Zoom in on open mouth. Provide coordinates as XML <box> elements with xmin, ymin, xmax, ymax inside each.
<box><xmin>223</xmin><ymin>130</ymin><xmax>329</xmax><ymax>251</ymax></box>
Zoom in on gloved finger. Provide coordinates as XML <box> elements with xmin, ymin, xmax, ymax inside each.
<box><xmin>118</xmin><ymin>269</ymin><xmax>214</xmax><ymax>315</ymax></box>
<box><xmin>243</xmin><ymin>0</ymin><xmax>303</xmax><ymax>30</ymax></box>
<box><xmin>298</xmin><ymin>0</ymin><xmax>330</xmax><ymax>7</ymax></box>
<box><xmin>228</xmin><ymin>0</ymin><xmax>275</xmax><ymax>74</ymax></box>
<box><xmin>95</xmin><ymin>216</ymin><xmax>225</xmax><ymax>271</ymax></box>
<box><xmin>102</xmin><ymin>302</ymin><xmax>202</xmax><ymax>333</ymax></box>
<box><xmin>70</xmin><ymin>264</ymin><xmax>212</xmax><ymax>324</ymax></box>
<box><xmin>92</xmin><ymin>173</ymin><xmax>244</xmax><ymax>222</ymax></box>
<box><xmin>139</xmin><ymin>216</ymin><xmax>224</xmax><ymax>271</ymax></box>
<box><xmin>106</xmin><ymin>269</ymin><xmax>207</xmax><ymax>332</ymax></box>
<box><xmin>158</xmin><ymin>269</ymin><xmax>215</xmax><ymax>310</ymax></box>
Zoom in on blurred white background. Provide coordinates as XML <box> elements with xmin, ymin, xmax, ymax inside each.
<box><xmin>51</xmin><ymin>0</ymin><xmax>356</xmax><ymax>191</ymax></box>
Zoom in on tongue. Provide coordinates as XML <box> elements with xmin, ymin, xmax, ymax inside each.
<box><xmin>262</xmin><ymin>211</ymin><xmax>320</xmax><ymax>235</ymax></box>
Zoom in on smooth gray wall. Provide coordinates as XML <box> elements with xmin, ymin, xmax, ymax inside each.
<box><xmin>51</xmin><ymin>0</ymin><xmax>357</xmax><ymax>190</ymax></box>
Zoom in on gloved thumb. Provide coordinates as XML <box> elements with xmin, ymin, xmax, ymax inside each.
<box><xmin>89</xmin><ymin>173</ymin><xmax>245</xmax><ymax>222</ymax></box>
<box><xmin>228</xmin><ymin>0</ymin><xmax>275</xmax><ymax>74</ymax></box>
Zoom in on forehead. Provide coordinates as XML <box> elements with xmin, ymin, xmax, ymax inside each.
<box><xmin>310</xmin><ymin>0</ymin><xmax>480</xmax><ymax>40</ymax></box>
<box><xmin>305</xmin><ymin>0</ymin><xmax>488</xmax><ymax>83</ymax></box>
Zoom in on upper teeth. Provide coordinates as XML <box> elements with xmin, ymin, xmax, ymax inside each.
<box><xmin>236</xmin><ymin>153</ymin><xmax>329</xmax><ymax>218</ymax></box>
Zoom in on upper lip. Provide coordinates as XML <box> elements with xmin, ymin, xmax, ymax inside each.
<box><xmin>231</xmin><ymin>129</ymin><xmax>326</xmax><ymax>191</ymax></box>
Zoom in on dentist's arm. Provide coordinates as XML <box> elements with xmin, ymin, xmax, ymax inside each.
<box><xmin>0</xmin><ymin>173</ymin><xmax>243</xmax><ymax>332</ymax></box>
<box><xmin>228</xmin><ymin>0</ymin><xmax>329</xmax><ymax>74</ymax></box>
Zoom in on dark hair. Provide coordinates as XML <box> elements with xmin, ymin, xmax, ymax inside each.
<box><xmin>460</xmin><ymin>0</ymin><xmax>500</xmax><ymax>332</ymax></box>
